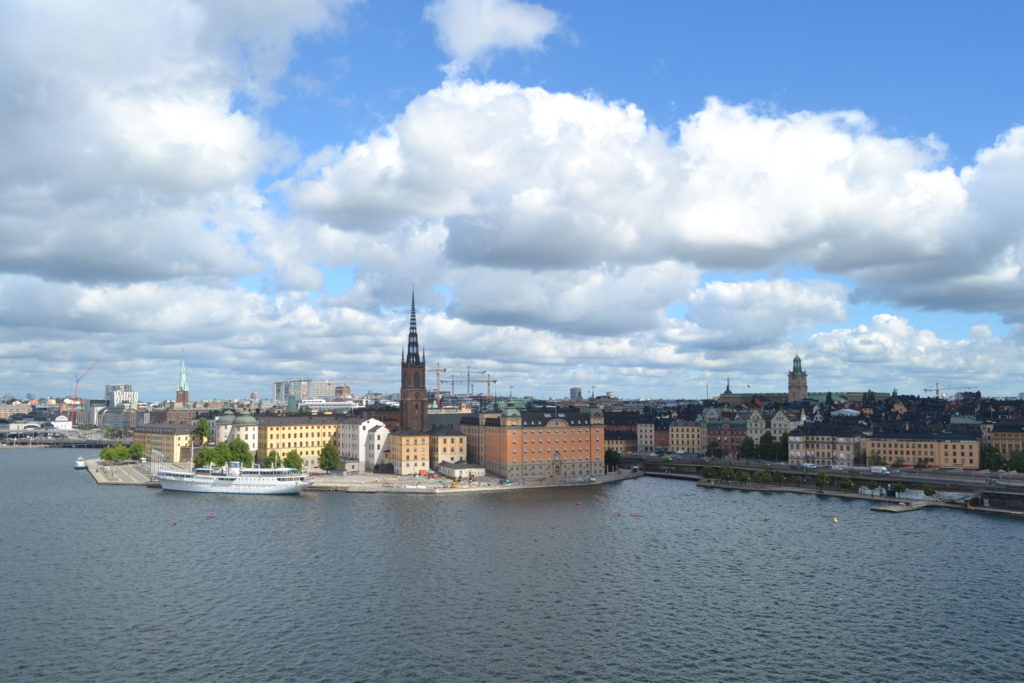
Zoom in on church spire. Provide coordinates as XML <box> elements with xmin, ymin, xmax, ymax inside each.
<box><xmin>406</xmin><ymin>289</ymin><xmax>421</xmax><ymax>365</ymax></box>
<box><xmin>177</xmin><ymin>351</ymin><xmax>189</xmax><ymax>392</ymax></box>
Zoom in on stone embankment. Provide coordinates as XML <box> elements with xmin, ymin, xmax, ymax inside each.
<box><xmin>83</xmin><ymin>459</ymin><xmax>643</xmax><ymax>494</ymax></box>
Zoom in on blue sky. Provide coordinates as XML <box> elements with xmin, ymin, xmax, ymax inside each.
<box><xmin>1</xmin><ymin>0</ymin><xmax>1023</xmax><ymax>402</ymax></box>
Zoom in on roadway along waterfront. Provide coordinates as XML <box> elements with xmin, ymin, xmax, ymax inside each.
<box><xmin>3</xmin><ymin>448</ymin><xmax>1023</xmax><ymax>681</ymax></box>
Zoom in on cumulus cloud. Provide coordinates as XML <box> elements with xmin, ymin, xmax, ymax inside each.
<box><xmin>425</xmin><ymin>0</ymin><xmax>559</xmax><ymax>76</ymax></box>
<box><xmin>0</xmin><ymin>0</ymin><xmax>347</xmax><ymax>285</ymax></box>
<box><xmin>673</xmin><ymin>279</ymin><xmax>847</xmax><ymax>350</ymax></box>
<box><xmin>290</xmin><ymin>80</ymin><xmax>1024</xmax><ymax>325</ymax></box>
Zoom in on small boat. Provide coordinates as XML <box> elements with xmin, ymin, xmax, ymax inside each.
<box><xmin>74</xmin><ymin>456</ymin><xmax>87</xmax><ymax>470</ymax></box>
<box><xmin>156</xmin><ymin>461</ymin><xmax>311</xmax><ymax>495</ymax></box>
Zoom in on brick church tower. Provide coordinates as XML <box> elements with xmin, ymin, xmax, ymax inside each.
<box><xmin>399</xmin><ymin>291</ymin><xmax>428</xmax><ymax>432</ymax></box>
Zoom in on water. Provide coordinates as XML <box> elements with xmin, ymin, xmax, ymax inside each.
<box><xmin>1</xmin><ymin>448</ymin><xmax>1022</xmax><ymax>682</ymax></box>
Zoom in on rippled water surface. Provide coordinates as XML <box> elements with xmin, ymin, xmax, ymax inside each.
<box><xmin>2</xmin><ymin>448</ymin><xmax>1022</xmax><ymax>681</ymax></box>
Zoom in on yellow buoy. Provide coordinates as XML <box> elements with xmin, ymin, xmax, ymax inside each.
<box><xmin>832</xmin><ymin>517</ymin><xmax>838</xmax><ymax>524</ymax></box>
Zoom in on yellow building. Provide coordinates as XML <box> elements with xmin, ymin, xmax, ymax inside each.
<box><xmin>386</xmin><ymin>430</ymin><xmax>431</xmax><ymax>475</ymax></box>
<box><xmin>133</xmin><ymin>422</ymin><xmax>196</xmax><ymax>463</ymax></box>
<box><xmin>668</xmin><ymin>421</ymin><xmax>706</xmax><ymax>453</ymax></box>
<box><xmin>429</xmin><ymin>426</ymin><xmax>467</xmax><ymax>468</ymax></box>
<box><xmin>461</xmin><ymin>406</ymin><xmax>605</xmax><ymax>480</ymax></box>
<box><xmin>258</xmin><ymin>416</ymin><xmax>342</xmax><ymax>470</ymax></box>
<box><xmin>864</xmin><ymin>433</ymin><xmax>979</xmax><ymax>469</ymax></box>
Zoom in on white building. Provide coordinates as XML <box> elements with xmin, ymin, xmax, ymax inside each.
<box><xmin>105</xmin><ymin>384</ymin><xmax>139</xmax><ymax>407</ymax></box>
<box><xmin>212</xmin><ymin>409</ymin><xmax>259</xmax><ymax>453</ymax></box>
<box><xmin>272</xmin><ymin>379</ymin><xmax>339</xmax><ymax>406</ymax></box>
<box><xmin>337</xmin><ymin>417</ymin><xmax>389</xmax><ymax>471</ymax></box>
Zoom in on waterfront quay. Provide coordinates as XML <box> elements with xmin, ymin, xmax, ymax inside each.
<box><xmin>83</xmin><ymin>458</ymin><xmax>642</xmax><ymax>493</ymax></box>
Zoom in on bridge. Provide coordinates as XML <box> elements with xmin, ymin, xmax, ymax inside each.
<box><xmin>1</xmin><ymin>432</ymin><xmax>130</xmax><ymax>449</ymax></box>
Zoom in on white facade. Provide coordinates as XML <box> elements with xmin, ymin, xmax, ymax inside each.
<box><xmin>337</xmin><ymin>417</ymin><xmax>390</xmax><ymax>471</ymax></box>
<box><xmin>273</xmin><ymin>379</ymin><xmax>339</xmax><ymax>406</ymax></box>
<box><xmin>105</xmin><ymin>384</ymin><xmax>139</xmax><ymax>407</ymax></box>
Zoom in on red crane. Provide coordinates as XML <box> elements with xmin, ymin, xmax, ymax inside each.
<box><xmin>69</xmin><ymin>359</ymin><xmax>101</xmax><ymax>424</ymax></box>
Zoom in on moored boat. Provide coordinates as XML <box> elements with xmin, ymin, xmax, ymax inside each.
<box><xmin>156</xmin><ymin>461</ymin><xmax>311</xmax><ymax>495</ymax></box>
<box><xmin>74</xmin><ymin>456</ymin><xmax>87</xmax><ymax>469</ymax></box>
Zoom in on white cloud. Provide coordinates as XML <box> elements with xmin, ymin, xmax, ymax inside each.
<box><xmin>675</xmin><ymin>279</ymin><xmax>847</xmax><ymax>350</ymax></box>
<box><xmin>290</xmin><ymin>81</ymin><xmax>1024</xmax><ymax>325</ymax></box>
<box><xmin>424</xmin><ymin>0</ymin><xmax>559</xmax><ymax>76</ymax></box>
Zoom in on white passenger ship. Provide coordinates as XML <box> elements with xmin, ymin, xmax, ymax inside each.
<box><xmin>156</xmin><ymin>461</ymin><xmax>311</xmax><ymax>495</ymax></box>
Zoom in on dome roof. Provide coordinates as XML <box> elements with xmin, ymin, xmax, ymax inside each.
<box><xmin>501</xmin><ymin>407</ymin><xmax>521</xmax><ymax>418</ymax></box>
<box><xmin>585</xmin><ymin>407</ymin><xmax>603</xmax><ymax>418</ymax></box>
<box><xmin>218</xmin><ymin>410</ymin><xmax>236</xmax><ymax>425</ymax></box>
<box><xmin>234</xmin><ymin>409</ymin><xmax>258</xmax><ymax>426</ymax></box>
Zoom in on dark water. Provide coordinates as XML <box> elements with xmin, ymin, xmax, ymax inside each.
<box><xmin>1</xmin><ymin>448</ymin><xmax>1022</xmax><ymax>682</ymax></box>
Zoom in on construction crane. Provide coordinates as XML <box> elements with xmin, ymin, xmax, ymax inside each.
<box><xmin>69</xmin><ymin>359</ymin><xmax>101</xmax><ymax>424</ymax></box>
<box><xmin>923</xmin><ymin>383</ymin><xmax>976</xmax><ymax>399</ymax></box>
<box><xmin>464</xmin><ymin>366</ymin><xmax>493</xmax><ymax>395</ymax></box>
<box><xmin>431</xmin><ymin>363</ymin><xmax>449</xmax><ymax>402</ymax></box>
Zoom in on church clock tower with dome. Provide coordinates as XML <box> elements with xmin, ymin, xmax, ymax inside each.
<box><xmin>788</xmin><ymin>354</ymin><xmax>808</xmax><ymax>403</ymax></box>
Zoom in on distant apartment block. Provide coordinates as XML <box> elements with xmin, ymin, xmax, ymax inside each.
<box><xmin>105</xmin><ymin>384</ymin><xmax>138</xmax><ymax>407</ymax></box>
<box><xmin>272</xmin><ymin>379</ymin><xmax>339</xmax><ymax>406</ymax></box>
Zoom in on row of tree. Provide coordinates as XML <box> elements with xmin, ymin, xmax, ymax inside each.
<box><xmin>100</xmin><ymin>442</ymin><xmax>145</xmax><ymax>461</ymax></box>
<box><xmin>705</xmin><ymin>432</ymin><xmax>790</xmax><ymax>461</ymax></box>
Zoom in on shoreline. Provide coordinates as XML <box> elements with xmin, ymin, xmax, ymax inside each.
<box><xmin>696</xmin><ymin>479</ymin><xmax>1024</xmax><ymax>518</ymax></box>
<box><xmin>83</xmin><ymin>458</ymin><xmax>643</xmax><ymax>493</ymax></box>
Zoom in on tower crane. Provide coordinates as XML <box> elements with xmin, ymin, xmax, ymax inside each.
<box><xmin>923</xmin><ymin>383</ymin><xmax>976</xmax><ymax>399</ymax></box>
<box><xmin>69</xmin><ymin>359</ymin><xmax>101</xmax><ymax>424</ymax></box>
<box><xmin>431</xmin><ymin>363</ymin><xmax>449</xmax><ymax>403</ymax></box>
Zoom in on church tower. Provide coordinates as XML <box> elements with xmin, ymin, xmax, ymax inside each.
<box><xmin>788</xmin><ymin>354</ymin><xmax>808</xmax><ymax>403</ymax></box>
<box><xmin>399</xmin><ymin>291</ymin><xmax>427</xmax><ymax>432</ymax></box>
<box><xmin>176</xmin><ymin>352</ymin><xmax>190</xmax><ymax>407</ymax></box>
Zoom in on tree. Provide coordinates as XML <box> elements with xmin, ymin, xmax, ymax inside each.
<box><xmin>227</xmin><ymin>438</ymin><xmax>254</xmax><ymax>466</ymax></box>
<box><xmin>265</xmin><ymin>450</ymin><xmax>281</xmax><ymax>467</ymax></box>
<box><xmin>758</xmin><ymin>432</ymin><xmax>776</xmax><ymax>461</ymax></box>
<box><xmin>605</xmin><ymin>448</ymin><xmax>622</xmax><ymax>470</ymax></box>
<box><xmin>193</xmin><ymin>446</ymin><xmax>215</xmax><ymax>468</ymax></box>
<box><xmin>840</xmin><ymin>476</ymin><xmax>854</xmax><ymax>490</ymax></box>
<box><xmin>738</xmin><ymin>437</ymin><xmax>757</xmax><ymax>460</ymax></box>
<box><xmin>719</xmin><ymin>465</ymin><xmax>735</xmax><ymax>481</ymax></box>
<box><xmin>772</xmin><ymin>470</ymin><xmax>785</xmax><ymax>485</ymax></box>
<box><xmin>867</xmin><ymin>480</ymin><xmax>879</xmax><ymax>492</ymax></box>
<box><xmin>700</xmin><ymin>466</ymin><xmax>716</xmax><ymax>479</ymax></box>
<box><xmin>319</xmin><ymin>442</ymin><xmax>341</xmax><ymax>472</ymax></box>
<box><xmin>706</xmin><ymin>440</ymin><xmax>723</xmax><ymax>459</ymax></box>
<box><xmin>776</xmin><ymin>432</ymin><xmax>790</xmax><ymax>462</ymax></box>
<box><xmin>1008</xmin><ymin>451</ymin><xmax>1024</xmax><ymax>473</ymax></box>
<box><xmin>980</xmin><ymin>446</ymin><xmax>1003</xmax><ymax>472</ymax></box>
<box><xmin>283</xmin><ymin>450</ymin><xmax>303</xmax><ymax>470</ymax></box>
<box><xmin>825</xmin><ymin>391</ymin><xmax>834</xmax><ymax>409</ymax></box>
<box><xmin>893</xmin><ymin>482</ymin><xmax>907</xmax><ymax>495</ymax></box>
<box><xmin>923</xmin><ymin>484</ymin><xmax>936</xmax><ymax>497</ymax></box>
<box><xmin>736</xmin><ymin>470</ymin><xmax>751</xmax><ymax>484</ymax></box>
<box><xmin>864</xmin><ymin>389</ymin><xmax>877</xmax><ymax>403</ymax></box>
<box><xmin>193</xmin><ymin>417</ymin><xmax>211</xmax><ymax>446</ymax></box>
<box><xmin>815</xmin><ymin>470</ymin><xmax>830</xmax><ymax>490</ymax></box>
<box><xmin>755</xmin><ymin>470</ymin><xmax>771</xmax><ymax>486</ymax></box>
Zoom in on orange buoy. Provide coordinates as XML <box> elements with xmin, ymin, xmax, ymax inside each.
<box><xmin>171</xmin><ymin>521</ymin><xmax>177</xmax><ymax>525</ymax></box>
<box><xmin>629</xmin><ymin>513</ymin><xmax>640</xmax><ymax>517</ymax></box>
<box><xmin>207</xmin><ymin>514</ymin><xmax>214</xmax><ymax>518</ymax></box>
<box><xmin>575</xmin><ymin>502</ymin><xmax>582</xmax><ymax>506</ymax></box>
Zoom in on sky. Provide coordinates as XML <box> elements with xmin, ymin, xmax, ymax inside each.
<box><xmin>2</xmin><ymin>0</ymin><xmax>1023</xmax><ymax>403</ymax></box>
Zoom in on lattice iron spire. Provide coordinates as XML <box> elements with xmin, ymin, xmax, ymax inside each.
<box><xmin>406</xmin><ymin>289</ymin><xmax>421</xmax><ymax>364</ymax></box>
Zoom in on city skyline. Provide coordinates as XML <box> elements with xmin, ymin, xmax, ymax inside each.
<box><xmin>1</xmin><ymin>1</ymin><xmax>1023</xmax><ymax>401</ymax></box>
